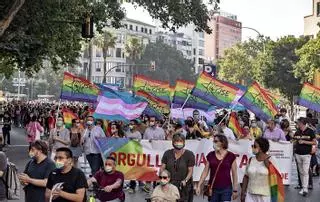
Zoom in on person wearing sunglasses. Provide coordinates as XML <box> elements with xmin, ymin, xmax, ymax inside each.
<box><xmin>241</xmin><ymin>138</ymin><xmax>278</xmax><ymax>202</ymax></box>
<box><xmin>196</xmin><ymin>134</ymin><xmax>238</xmax><ymax>202</ymax></box>
<box><xmin>161</xmin><ymin>133</ymin><xmax>195</xmax><ymax>202</ymax></box>
<box><xmin>151</xmin><ymin>170</ymin><xmax>180</xmax><ymax>202</ymax></box>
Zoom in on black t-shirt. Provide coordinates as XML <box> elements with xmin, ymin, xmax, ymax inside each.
<box><xmin>294</xmin><ymin>128</ymin><xmax>316</xmax><ymax>155</ymax></box>
<box><xmin>24</xmin><ymin>157</ymin><xmax>56</xmax><ymax>202</ymax></box>
<box><xmin>46</xmin><ymin>167</ymin><xmax>88</xmax><ymax>202</ymax></box>
<box><xmin>161</xmin><ymin>149</ymin><xmax>195</xmax><ymax>187</ymax></box>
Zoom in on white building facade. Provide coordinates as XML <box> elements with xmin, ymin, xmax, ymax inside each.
<box><xmin>304</xmin><ymin>0</ymin><xmax>320</xmax><ymax>38</ymax></box>
<box><xmin>80</xmin><ymin>18</ymin><xmax>156</xmax><ymax>87</ymax></box>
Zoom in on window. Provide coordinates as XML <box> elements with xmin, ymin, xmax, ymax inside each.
<box><xmin>199</xmin><ymin>49</ymin><xmax>204</xmax><ymax>56</ymax></box>
<box><xmin>96</xmin><ymin>48</ymin><xmax>102</xmax><ymax>57</ymax></box>
<box><xmin>198</xmin><ymin>58</ymin><xmax>204</xmax><ymax>64</ymax></box>
<box><xmin>141</xmin><ymin>27</ymin><xmax>144</xmax><ymax>32</ymax></box>
<box><xmin>149</xmin><ymin>29</ymin><xmax>152</xmax><ymax>34</ymax></box>
<box><xmin>193</xmin><ymin>48</ymin><xmax>196</xmax><ymax>55</ymax></box>
<box><xmin>95</xmin><ymin>62</ymin><xmax>102</xmax><ymax>72</ymax></box>
<box><xmin>136</xmin><ymin>26</ymin><xmax>138</xmax><ymax>31</ymax></box>
<box><xmin>124</xmin><ymin>24</ymin><xmax>128</xmax><ymax>29</ymax></box>
<box><xmin>129</xmin><ymin>25</ymin><xmax>133</xmax><ymax>30</ymax></box>
<box><xmin>116</xmin><ymin>48</ymin><xmax>122</xmax><ymax>58</ymax></box>
<box><xmin>199</xmin><ymin>32</ymin><xmax>204</xmax><ymax>38</ymax></box>
<box><xmin>144</xmin><ymin>28</ymin><xmax>147</xmax><ymax>33</ymax></box>
<box><xmin>198</xmin><ymin>40</ymin><xmax>205</xmax><ymax>47</ymax></box>
<box><xmin>317</xmin><ymin>2</ymin><xmax>320</xmax><ymax>16</ymax></box>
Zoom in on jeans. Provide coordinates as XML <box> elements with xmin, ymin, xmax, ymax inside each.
<box><xmin>2</xmin><ymin>128</ymin><xmax>10</xmax><ymax>145</ymax></box>
<box><xmin>209</xmin><ymin>186</ymin><xmax>232</xmax><ymax>202</ymax></box>
<box><xmin>86</xmin><ymin>153</ymin><xmax>103</xmax><ymax>175</ymax></box>
<box><xmin>295</xmin><ymin>154</ymin><xmax>311</xmax><ymax>192</ymax></box>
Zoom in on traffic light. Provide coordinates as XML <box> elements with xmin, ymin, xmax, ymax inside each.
<box><xmin>81</xmin><ymin>15</ymin><xmax>94</xmax><ymax>38</ymax></box>
<box><xmin>150</xmin><ymin>61</ymin><xmax>156</xmax><ymax>71</ymax></box>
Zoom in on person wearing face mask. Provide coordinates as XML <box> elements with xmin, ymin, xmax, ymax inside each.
<box><xmin>69</xmin><ymin>119</ymin><xmax>84</xmax><ymax>167</ymax></box>
<box><xmin>49</xmin><ymin>117</ymin><xmax>70</xmax><ymax>160</ymax></box>
<box><xmin>263</xmin><ymin>119</ymin><xmax>286</xmax><ymax>142</ymax></box>
<box><xmin>144</xmin><ymin>116</ymin><xmax>166</xmax><ymax>141</ymax></box>
<box><xmin>249</xmin><ymin>120</ymin><xmax>262</xmax><ymax>139</ymax></box>
<box><xmin>241</xmin><ymin>138</ymin><xmax>282</xmax><ymax>202</ymax></box>
<box><xmin>161</xmin><ymin>133</ymin><xmax>195</xmax><ymax>202</ymax></box>
<box><xmin>87</xmin><ymin>156</ymin><xmax>125</xmax><ymax>202</ymax></box>
<box><xmin>110</xmin><ymin>122</ymin><xmax>125</xmax><ymax>138</ymax></box>
<box><xmin>45</xmin><ymin>147</ymin><xmax>88</xmax><ymax>202</ymax></box>
<box><xmin>196</xmin><ymin>135</ymin><xmax>238</xmax><ymax>202</ymax></box>
<box><xmin>26</xmin><ymin>115</ymin><xmax>44</xmax><ymax>146</ymax></box>
<box><xmin>151</xmin><ymin>170</ymin><xmax>180</xmax><ymax>202</ymax></box>
<box><xmin>125</xmin><ymin>120</ymin><xmax>142</xmax><ymax>194</ymax></box>
<box><xmin>18</xmin><ymin>140</ymin><xmax>55</xmax><ymax>202</ymax></box>
<box><xmin>193</xmin><ymin>110</ymin><xmax>209</xmax><ymax>132</ymax></box>
<box><xmin>82</xmin><ymin>116</ymin><xmax>105</xmax><ymax>175</ymax></box>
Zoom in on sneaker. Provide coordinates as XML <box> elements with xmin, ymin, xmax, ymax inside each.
<box><xmin>128</xmin><ymin>188</ymin><xmax>135</xmax><ymax>194</ymax></box>
<box><xmin>299</xmin><ymin>189</ymin><xmax>308</xmax><ymax>196</ymax></box>
<box><xmin>294</xmin><ymin>185</ymin><xmax>302</xmax><ymax>189</ymax></box>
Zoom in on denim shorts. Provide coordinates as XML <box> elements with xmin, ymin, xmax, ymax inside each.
<box><xmin>210</xmin><ymin>186</ymin><xmax>232</xmax><ymax>202</ymax></box>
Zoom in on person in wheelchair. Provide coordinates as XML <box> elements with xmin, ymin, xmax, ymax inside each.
<box><xmin>87</xmin><ymin>156</ymin><xmax>125</xmax><ymax>202</ymax></box>
<box><xmin>150</xmin><ymin>170</ymin><xmax>180</xmax><ymax>202</ymax></box>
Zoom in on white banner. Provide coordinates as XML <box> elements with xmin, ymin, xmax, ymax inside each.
<box><xmin>105</xmin><ymin>139</ymin><xmax>293</xmax><ymax>184</ymax></box>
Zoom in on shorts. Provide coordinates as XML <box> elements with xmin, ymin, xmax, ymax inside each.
<box><xmin>210</xmin><ymin>186</ymin><xmax>232</xmax><ymax>202</ymax></box>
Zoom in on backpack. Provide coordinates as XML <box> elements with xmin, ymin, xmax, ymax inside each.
<box><xmin>70</xmin><ymin>133</ymin><xmax>81</xmax><ymax>147</ymax></box>
<box><xmin>2</xmin><ymin>162</ymin><xmax>20</xmax><ymax>200</ymax></box>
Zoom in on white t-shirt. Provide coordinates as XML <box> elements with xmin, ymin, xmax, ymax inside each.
<box><xmin>222</xmin><ymin>127</ymin><xmax>236</xmax><ymax>140</ymax></box>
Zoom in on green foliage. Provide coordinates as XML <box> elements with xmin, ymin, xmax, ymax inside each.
<box><xmin>0</xmin><ymin>0</ymin><xmax>216</xmax><ymax>78</ymax></box>
<box><xmin>125</xmin><ymin>37</ymin><xmax>144</xmax><ymax>61</ymax></box>
<box><xmin>294</xmin><ymin>35</ymin><xmax>320</xmax><ymax>82</ymax></box>
<box><xmin>136</xmin><ymin>40</ymin><xmax>195</xmax><ymax>85</ymax></box>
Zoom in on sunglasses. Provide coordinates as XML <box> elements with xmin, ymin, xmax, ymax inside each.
<box><xmin>213</xmin><ymin>140</ymin><xmax>219</xmax><ymax>143</ymax></box>
<box><xmin>251</xmin><ymin>145</ymin><xmax>257</xmax><ymax>148</ymax></box>
<box><xmin>159</xmin><ymin>176</ymin><xmax>168</xmax><ymax>180</ymax></box>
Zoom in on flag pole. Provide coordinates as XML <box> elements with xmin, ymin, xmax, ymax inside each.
<box><xmin>181</xmin><ymin>94</ymin><xmax>191</xmax><ymax>109</ymax></box>
<box><xmin>217</xmin><ymin>104</ymin><xmax>236</xmax><ymax>126</ymax></box>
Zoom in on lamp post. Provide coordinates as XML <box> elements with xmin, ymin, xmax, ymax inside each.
<box><xmin>242</xmin><ymin>26</ymin><xmax>265</xmax><ymax>54</ymax></box>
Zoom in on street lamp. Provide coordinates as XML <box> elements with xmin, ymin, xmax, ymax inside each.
<box><xmin>242</xmin><ymin>26</ymin><xmax>265</xmax><ymax>54</ymax></box>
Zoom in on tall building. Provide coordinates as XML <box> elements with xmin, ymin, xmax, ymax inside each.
<box><xmin>155</xmin><ymin>32</ymin><xmax>193</xmax><ymax>60</ymax></box>
<box><xmin>304</xmin><ymin>0</ymin><xmax>320</xmax><ymax>38</ymax></box>
<box><xmin>204</xmin><ymin>12</ymin><xmax>242</xmax><ymax>63</ymax></box>
<box><xmin>80</xmin><ymin>18</ymin><xmax>156</xmax><ymax>87</ymax></box>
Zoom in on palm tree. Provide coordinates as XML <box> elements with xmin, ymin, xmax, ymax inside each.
<box><xmin>125</xmin><ymin>37</ymin><xmax>144</xmax><ymax>87</ymax></box>
<box><xmin>94</xmin><ymin>31</ymin><xmax>117</xmax><ymax>83</ymax></box>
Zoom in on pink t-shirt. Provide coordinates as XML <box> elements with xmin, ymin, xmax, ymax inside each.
<box><xmin>206</xmin><ymin>151</ymin><xmax>236</xmax><ymax>189</ymax></box>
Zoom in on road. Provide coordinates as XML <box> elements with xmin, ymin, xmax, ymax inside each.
<box><xmin>2</xmin><ymin>126</ymin><xmax>320</xmax><ymax>202</ymax></box>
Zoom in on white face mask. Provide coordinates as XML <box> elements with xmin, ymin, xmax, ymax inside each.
<box><xmin>213</xmin><ymin>143</ymin><xmax>221</xmax><ymax>151</ymax></box>
<box><xmin>87</xmin><ymin>121</ymin><xmax>93</xmax><ymax>126</ymax></box>
<box><xmin>104</xmin><ymin>166</ymin><xmax>113</xmax><ymax>173</ymax></box>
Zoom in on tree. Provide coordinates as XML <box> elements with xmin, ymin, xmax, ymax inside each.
<box><xmin>93</xmin><ymin>31</ymin><xmax>117</xmax><ymax>83</ymax></box>
<box><xmin>255</xmin><ymin>36</ymin><xmax>308</xmax><ymax>101</ymax></box>
<box><xmin>294</xmin><ymin>35</ymin><xmax>320</xmax><ymax>82</ymax></box>
<box><xmin>136</xmin><ymin>40</ymin><xmax>195</xmax><ymax>85</ymax></box>
<box><xmin>217</xmin><ymin>37</ymin><xmax>268</xmax><ymax>85</ymax></box>
<box><xmin>0</xmin><ymin>0</ymin><xmax>218</xmax><ymax>77</ymax></box>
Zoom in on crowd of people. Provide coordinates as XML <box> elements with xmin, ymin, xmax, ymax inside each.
<box><xmin>0</xmin><ymin>101</ymin><xmax>319</xmax><ymax>202</ymax></box>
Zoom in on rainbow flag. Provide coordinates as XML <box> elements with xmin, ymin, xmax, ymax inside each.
<box><xmin>298</xmin><ymin>83</ymin><xmax>320</xmax><ymax>112</ymax></box>
<box><xmin>192</xmin><ymin>72</ymin><xmax>239</xmax><ymax>108</ymax></box>
<box><xmin>60</xmin><ymin>72</ymin><xmax>100</xmax><ymax>103</ymax></box>
<box><xmin>136</xmin><ymin>90</ymin><xmax>170</xmax><ymax>116</ymax></box>
<box><xmin>263</xmin><ymin>88</ymin><xmax>281</xmax><ymax>106</ymax></box>
<box><xmin>239</xmin><ymin>82</ymin><xmax>278</xmax><ymax>122</ymax></box>
<box><xmin>269</xmin><ymin>162</ymin><xmax>285</xmax><ymax>202</ymax></box>
<box><xmin>62</xmin><ymin>109</ymin><xmax>78</xmax><ymax>129</ymax></box>
<box><xmin>133</xmin><ymin>75</ymin><xmax>171</xmax><ymax>102</ymax></box>
<box><xmin>228</xmin><ymin>112</ymin><xmax>243</xmax><ymax>139</ymax></box>
<box><xmin>173</xmin><ymin>80</ymin><xmax>211</xmax><ymax>110</ymax></box>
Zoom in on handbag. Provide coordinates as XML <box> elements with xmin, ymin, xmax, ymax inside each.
<box><xmin>203</xmin><ymin>152</ymin><xmax>228</xmax><ymax>199</ymax></box>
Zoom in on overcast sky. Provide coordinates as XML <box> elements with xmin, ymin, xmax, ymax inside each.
<box><xmin>123</xmin><ymin>0</ymin><xmax>314</xmax><ymax>40</ymax></box>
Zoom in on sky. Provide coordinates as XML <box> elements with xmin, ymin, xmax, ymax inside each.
<box><xmin>123</xmin><ymin>0</ymin><xmax>314</xmax><ymax>40</ymax></box>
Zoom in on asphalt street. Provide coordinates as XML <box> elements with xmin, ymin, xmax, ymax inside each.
<box><xmin>2</xmin><ymin>126</ymin><xmax>320</xmax><ymax>202</ymax></box>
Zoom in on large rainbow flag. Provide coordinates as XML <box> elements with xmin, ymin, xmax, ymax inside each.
<box><xmin>228</xmin><ymin>112</ymin><xmax>243</xmax><ymax>139</ymax></box>
<box><xmin>133</xmin><ymin>75</ymin><xmax>171</xmax><ymax>102</ymax></box>
<box><xmin>173</xmin><ymin>80</ymin><xmax>211</xmax><ymax>111</ymax></box>
<box><xmin>192</xmin><ymin>72</ymin><xmax>239</xmax><ymax>108</ymax></box>
<box><xmin>60</xmin><ymin>72</ymin><xmax>100</xmax><ymax>103</ymax></box>
<box><xmin>136</xmin><ymin>90</ymin><xmax>170</xmax><ymax>116</ymax></box>
<box><xmin>298</xmin><ymin>83</ymin><xmax>320</xmax><ymax>112</ymax></box>
<box><xmin>62</xmin><ymin>109</ymin><xmax>78</xmax><ymax>129</ymax></box>
<box><xmin>239</xmin><ymin>82</ymin><xmax>278</xmax><ymax>122</ymax></box>
<box><xmin>269</xmin><ymin>162</ymin><xmax>285</xmax><ymax>202</ymax></box>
